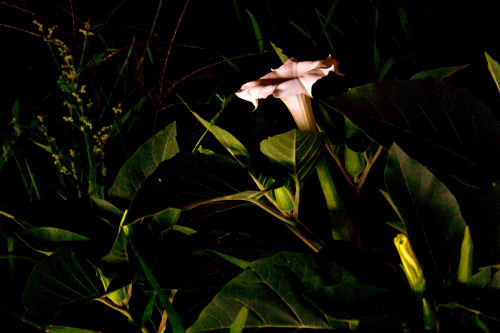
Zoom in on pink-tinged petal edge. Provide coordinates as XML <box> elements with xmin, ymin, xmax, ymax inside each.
<box><xmin>235</xmin><ymin>55</ymin><xmax>340</xmax><ymax>109</ymax></box>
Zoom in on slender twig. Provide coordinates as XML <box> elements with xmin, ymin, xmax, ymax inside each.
<box><xmin>0</xmin><ymin>1</ymin><xmax>44</xmax><ymax>20</ymax></box>
<box><xmin>159</xmin><ymin>0</ymin><xmax>191</xmax><ymax>97</ymax></box>
<box><xmin>69</xmin><ymin>0</ymin><xmax>76</xmax><ymax>38</ymax></box>
<box><xmin>0</xmin><ymin>23</ymin><xmax>47</xmax><ymax>41</ymax></box>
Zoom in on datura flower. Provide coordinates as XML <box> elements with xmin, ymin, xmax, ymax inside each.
<box><xmin>235</xmin><ymin>55</ymin><xmax>342</xmax><ymax>131</ymax></box>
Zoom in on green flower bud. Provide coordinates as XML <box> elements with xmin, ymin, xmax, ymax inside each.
<box><xmin>394</xmin><ymin>233</ymin><xmax>426</xmax><ymax>296</ymax></box>
<box><xmin>274</xmin><ymin>186</ymin><xmax>295</xmax><ymax>214</ymax></box>
<box><xmin>458</xmin><ymin>225</ymin><xmax>473</xmax><ymax>284</ymax></box>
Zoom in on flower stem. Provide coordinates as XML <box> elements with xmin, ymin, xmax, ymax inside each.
<box><xmin>315</xmin><ymin>157</ymin><xmax>352</xmax><ymax>241</ymax></box>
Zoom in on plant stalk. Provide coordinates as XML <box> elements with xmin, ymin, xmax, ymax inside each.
<box><xmin>315</xmin><ymin>157</ymin><xmax>352</xmax><ymax>241</ymax></box>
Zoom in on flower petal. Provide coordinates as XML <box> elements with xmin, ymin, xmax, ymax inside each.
<box><xmin>235</xmin><ymin>55</ymin><xmax>340</xmax><ymax>109</ymax></box>
<box><xmin>280</xmin><ymin>94</ymin><xmax>316</xmax><ymax>131</ymax></box>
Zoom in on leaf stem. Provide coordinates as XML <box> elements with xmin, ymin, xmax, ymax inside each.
<box><xmin>356</xmin><ymin>144</ymin><xmax>383</xmax><ymax>198</ymax></box>
<box><xmin>315</xmin><ymin>157</ymin><xmax>353</xmax><ymax>241</ymax></box>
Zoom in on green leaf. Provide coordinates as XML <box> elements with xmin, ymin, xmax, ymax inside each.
<box><xmin>457</xmin><ymin>225</ymin><xmax>473</xmax><ymax>284</ymax></box>
<box><xmin>384</xmin><ymin>144</ymin><xmax>467</xmax><ymax>286</ymax></box>
<box><xmin>31</xmin><ymin>139</ymin><xmax>53</xmax><ymax>154</ymax></box>
<box><xmin>260</xmin><ymin>129</ymin><xmax>322</xmax><ymax>183</ymax></box>
<box><xmin>410</xmin><ymin>65</ymin><xmax>469</xmax><ymax>81</ymax></box>
<box><xmin>129</xmin><ymin>153</ymin><xmax>252</xmax><ymax>220</ymax></box>
<box><xmin>470</xmin><ymin>266</ymin><xmax>500</xmax><ymax>289</ymax></box>
<box><xmin>322</xmin><ymin>79</ymin><xmax>500</xmax><ymax>183</ymax></box>
<box><xmin>485</xmin><ymin>51</ymin><xmax>500</xmax><ymax>93</ymax></box>
<box><xmin>207</xmin><ymin>250</ymin><xmax>250</xmax><ymax>270</ymax></box>
<box><xmin>246</xmin><ymin>9</ymin><xmax>264</xmax><ymax>53</ymax></box>
<box><xmin>24</xmin><ymin>227</ymin><xmax>90</xmax><ymax>242</ymax></box>
<box><xmin>187</xmin><ymin>252</ymin><xmax>396</xmax><ymax>333</ymax></box>
<box><xmin>139</xmin><ymin>292</ymin><xmax>157</xmax><ymax>330</ymax></box>
<box><xmin>108</xmin><ymin>121</ymin><xmax>179</xmax><ymax>201</ymax></box>
<box><xmin>106</xmin><ymin>283</ymin><xmax>132</xmax><ymax>308</ymax></box>
<box><xmin>230</xmin><ymin>307</ymin><xmax>249</xmax><ymax>333</ymax></box>
<box><xmin>45</xmin><ymin>326</ymin><xmax>101</xmax><ymax>333</ymax></box>
<box><xmin>23</xmin><ymin>248</ymin><xmax>105</xmax><ymax>316</ymax></box>
<box><xmin>90</xmin><ymin>195</ymin><xmax>123</xmax><ymax>217</ymax></box>
<box><xmin>190</xmin><ymin>111</ymin><xmax>249</xmax><ymax>166</ymax></box>
<box><xmin>130</xmin><ymin>241</ymin><xmax>185</xmax><ymax>333</ymax></box>
<box><xmin>151</xmin><ymin>207</ymin><xmax>182</xmax><ymax>228</ymax></box>
<box><xmin>102</xmin><ymin>210</ymin><xmax>130</xmax><ymax>263</ymax></box>
<box><xmin>269</xmin><ymin>41</ymin><xmax>289</xmax><ymax>64</ymax></box>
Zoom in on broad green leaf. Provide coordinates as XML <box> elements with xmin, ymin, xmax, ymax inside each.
<box><xmin>323</xmin><ymin>79</ymin><xmax>500</xmax><ymax>182</ymax></box>
<box><xmin>230</xmin><ymin>307</ymin><xmax>249</xmax><ymax>333</ymax></box>
<box><xmin>260</xmin><ymin>129</ymin><xmax>322</xmax><ymax>183</ymax></box>
<box><xmin>45</xmin><ymin>326</ymin><xmax>100</xmax><ymax>333</ymax></box>
<box><xmin>410</xmin><ymin>65</ymin><xmax>469</xmax><ymax>81</ymax></box>
<box><xmin>24</xmin><ymin>227</ymin><xmax>89</xmax><ymax>242</ymax></box>
<box><xmin>108</xmin><ymin>121</ymin><xmax>179</xmax><ymax>201</ymax></box>
<box><xmin>190</xmin><ymin>111</ymin><xmax>249</xmax><ymax>166</ymax></box>
<box><xmin>188</xmin><ymin>252</ymin><xmax>396</xmax><ymax>333</ymax></box>
<box><xmin>129</xmin><ymin>153</ymin><xmax>252</xmax><ymax>220</ymax></box>
<box><xmin>23</xmin><ymin>248</ymin><xmax>105</xmax><ymax>316</ymax></box>
<box><xmin>384</xmin><ymin>144</ymin><xmax>467</xmax><ymax>287</ymax></box>
<box><xmin>485</xmin><ymin>51</ymin><xmax>500</xmax><ymax>93</ymax></box>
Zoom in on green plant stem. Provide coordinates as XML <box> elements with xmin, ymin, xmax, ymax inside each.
<box><xmin>323</xmin><ymin>137</ymin><xmax>355</xmax><ymax>190</ymax></box>
<box><xmin>315</xmin><ymin>157</ymin><xmax>352</xmax><ymax>241</ymax></box>
<box><xmin>81</xmin><ymin>128</ymin><xmax>97</xmax><ymax>195</ymax></box>
<box><xmin>356</xmin><ymin>144</ymin><xmax>383</xmax><ymax>198</ymax></box>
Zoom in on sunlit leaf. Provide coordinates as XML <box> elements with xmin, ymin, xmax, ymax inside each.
<box><xmin>108</xmin><ymin>121</ymin><xmax>179</xmax><ymax>201</ymax></box>
<box><xmin>230</xmin><ymin>307</ymin><xmax>249</xmax><ymax>333</ymax></box>
<box><xmin>190</xmin><ymin>111</ymin><xmax>249</xmax><ymax>166</ymax></box>
<box><xmin>269</xmin><ymin>41</ymin><xmax>289</xmax><ymax>64</ymax></box>
<box><xmin>485</xmin><ymin>51</ymin><xmax>500</xmax><ymax>93</ymax></box>
<box><xmin>102</xmin><ymin>210</ymin><xmax>130</xmax><ymax>263</ymax></box>
<box><xmin>260</xmin><ymin>129</ymin><xmax>322</xmax><ymax>183</ymax></box>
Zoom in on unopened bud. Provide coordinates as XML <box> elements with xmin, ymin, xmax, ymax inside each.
<box><xmin>394</xmin><ymin>233</ymin><xmax>426</xmax><ymax>295</ymax></box>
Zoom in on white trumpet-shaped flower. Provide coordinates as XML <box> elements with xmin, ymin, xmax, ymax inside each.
<box><xmin>235</xmin><ymin>55</ymin><xmax>342</xmax><ymax>131</ymax></box>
